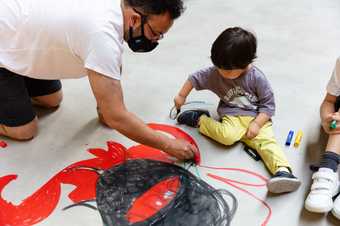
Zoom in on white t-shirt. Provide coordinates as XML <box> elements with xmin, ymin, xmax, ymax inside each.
<box><xmin>0</xmin><ymin>0</ymin><xmax>123</xmax><ymax>80</ymax></box>
<box><xmin>327</xmin><ymin>57</ymin><xmax>340</xmax><ymax>96</ymax></box>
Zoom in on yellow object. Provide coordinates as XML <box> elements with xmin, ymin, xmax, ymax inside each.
<box><xmin>198</xmin><ymin>115</ymin><xmax>291</xmax><ymax>175</ymax></box>
<box><xmin>294</xmin><ymin>130</ymin><xmax>303</xmax><ymax>147</ymax></box>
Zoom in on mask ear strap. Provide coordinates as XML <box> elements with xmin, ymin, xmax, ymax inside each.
<box><xmin>129</xmin><ymin>26</ymin><xmax>134</xmax><ymax>39</ymax></box>
<box><xmin>140</xmin><ymin>14</ymin><xmax>147</xmax><ymax>36</ymax></box>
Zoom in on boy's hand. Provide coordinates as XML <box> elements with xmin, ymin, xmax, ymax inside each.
<box><xmin>322</xmin><ymin>112</ymin><xmax>340</xmax><ymax>134</ymax></box>
<box><xmin>246</xmin><ymin>121</ymin><xmax>261</xmax><ymax>139</ymax></box>
<box><xmin>174</xmin><ymin>95</ymin><xmax>186</xmax><ymax>110</ymax></box>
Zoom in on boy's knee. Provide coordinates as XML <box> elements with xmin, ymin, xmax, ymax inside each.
<box><xmin>200</xmin><ymin>127</ymin><xmax>239</xmax><ymax>146</ymax></box>
<box><xmin>216</xmin><ymin>127</ymin><xmax>241</xmax><ymax>145</ymax></box>
<box><xmin>221</xmin><ymin>137</ymin><xmax>239</xmax><ymax>146</ymax></box>
<box><xmin>199</xmin><ymin>124</ymin><xmax>241</xmax><ymax>146</ymax></box>
<box><xmin>1</xmin><ymin>118</ymin><xmax>38</xmax><ymax>140</ymax></box>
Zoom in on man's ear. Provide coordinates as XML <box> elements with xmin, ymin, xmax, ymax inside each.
<box><xmin>130</xmin><ymin>12</ymin><xmax>141</xmax><ymax>29</ymax></box>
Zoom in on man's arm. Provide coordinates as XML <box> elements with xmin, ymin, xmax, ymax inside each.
<box><xmin>87</xmin><ymin>69</ymin><xmax>196</xmax><ymax>160</ymax></box>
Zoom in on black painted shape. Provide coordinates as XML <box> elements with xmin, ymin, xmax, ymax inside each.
<box><xmin>96</xmin><ymin>159</ymin><xmax>237</xmax><ymax>226</ymax></box>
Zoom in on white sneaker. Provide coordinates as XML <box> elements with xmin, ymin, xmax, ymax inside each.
<box><xmin>332</xmin><ymin>190</ymin><xmax>340</xmax><ymax>219</ymax></box>
<box><xmin>305</xmin><ymin>168</ymin><xmax>339</xmax><ymax>213</ymax></box>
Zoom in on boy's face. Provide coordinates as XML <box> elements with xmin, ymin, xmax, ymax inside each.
<box><xmin>217</xmin><ymin>65</ymin><xmax>251</xmax><ymax>79</ymax></box>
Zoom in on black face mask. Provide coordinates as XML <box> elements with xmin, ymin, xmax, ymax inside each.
<box><xmin>127</xmin><ymin>16</ymin><xmax>159</xmax><ymax>53</ymax></box>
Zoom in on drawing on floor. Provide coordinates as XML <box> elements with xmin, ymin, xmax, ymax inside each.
<box><xmin>89</xmin><ymin>159</ymin><xmax>237</xmax><ymax>226</ymax></box>
<box><xmin>0</xmin><ymin>124</ymin><xmax>271</xmax><ymax>226</ymax></box>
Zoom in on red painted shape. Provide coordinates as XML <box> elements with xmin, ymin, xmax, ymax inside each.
<box><xmin>127</xmin><ymin>176</ymin><xmax>180</xmax><ymax>223</ymax></box>
<box><xmin>0</xmin><ymin>141</ymin><xmax>7</xmax><ymax>148</ymax></box>
<box><xmin>0</xmin><ymin>141</ymin><xmax>126</xmax><ymax>226</ymax></box>
<box><xmin>127</xmin><ymin>145</ymin><xmax>176</xmax><ymax>163</ymax></box>
<box><xmin>0</xmin><ymin>123</ymin><xmax>196</xmax><ymax>226</ymax></box>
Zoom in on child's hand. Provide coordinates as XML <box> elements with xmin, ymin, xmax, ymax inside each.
<box><xmin>322</xmin><ymin>112</ymin><xmax>340</xmax><ymax>134</ymax></box>
<box><xmin>174</xmin><ymin>95</ymin><xmax>186</xmax><ymax>110</ymax></box>
<box><xmin>246</xmin><ymin>121</ymin><xmax>261</xmax><ymax>139</ymax></box>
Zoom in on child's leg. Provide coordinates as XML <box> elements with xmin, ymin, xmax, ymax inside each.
<box><xmin>305</xmin><ymin>134</ymin><xmax>340</xmax><ymax>214</ymax></box>
<box><xmin>320</xmin><ymin>96</ymin><xmax>340</xmax><ymax>171</ymax></box>
<box><xmin>242</xmin><ymin>120</ymin><xmax>300</xmax><ymax>193</ymax></box>
<box><xmin>332</xmin><ymin>134</ymin><xmax>340</xmax><ymax>219</ymax></box>
<box><xmin>198</xmin><ymin>115</ymin><xmax>247</xmax><ymax>146</ymax></box>
<box><xmin>241</xmin><ymin>121</ymin><xmax>291</xmax><ymax>175</ymax></box>
<box><xmin>305</xmin><ymin>97</ymin><xmax>340</xmax><ymax>214</ymax></box>
<box><xmin>319</xmin><ymin>134</ymin><xmax>340</xmax><ymax>171</ymax></box>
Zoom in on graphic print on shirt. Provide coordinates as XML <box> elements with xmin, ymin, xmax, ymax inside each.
<box><xmin>222</xmin><ymin>86</ymin><xmax>258</xmax><ymax>110</ymax></box>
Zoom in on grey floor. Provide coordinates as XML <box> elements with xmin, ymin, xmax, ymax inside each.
<box><xmin>1</xmin><ymin>0</ymin><xmax>340</xmax><ymax>225</ymax></box>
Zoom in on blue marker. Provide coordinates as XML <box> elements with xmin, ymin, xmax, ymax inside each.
<box><xmin>285</xmin><ymin>130</ymin><xmax>294</xmax><ymax>146</ymax></box>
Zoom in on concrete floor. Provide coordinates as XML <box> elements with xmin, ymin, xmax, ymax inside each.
<box><xmin>1</xmin><ymin>0</ymin><xmax>340</xmax><ymax>225</ymax></box>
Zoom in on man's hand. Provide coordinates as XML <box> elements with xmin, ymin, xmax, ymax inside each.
<box><xmin>322</xmin><ymin>112</ymin><xmax>340</xmax><ymax>134</ymax></box>
<box><xmin>174</xmin><ymin>94</ymin><xmax>186</xmax><ymax>110</ymax></box>
<box><xmin>246</xmin><ymin>121</ymin><xmax>261</xmax><ymax>139</ymax></box>
<box><xmin>164</xmin><ymin>138</ymin><xmax>197</xmax><ymax>160</ymax></box>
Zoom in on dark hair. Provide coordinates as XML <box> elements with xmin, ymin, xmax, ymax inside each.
<box><xmin>124</xmin><ymin>0</ymin><xmax>185</xmax><ymax>19</ymax></box>
<box><xmin>211</xmin><ymin>27</ymin><xmax>257</xmax><ymax>70</ymax></box>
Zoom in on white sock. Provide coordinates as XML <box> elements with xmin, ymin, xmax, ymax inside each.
<box><xmin>275</xmin><ymin>167</ymin><xmax>290</xmax><ymax>174</ymax></box>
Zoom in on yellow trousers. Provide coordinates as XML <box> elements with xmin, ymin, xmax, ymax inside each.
<box><xmin>199</xmin><ymin>115</ymin><xmax>291</xmax><ymax>175</ymax></box>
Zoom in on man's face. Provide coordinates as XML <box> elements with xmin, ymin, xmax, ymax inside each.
<box><xmin>124</xmin><ymin>9</ymin><xmax>173</xmax><ymax>43</ymax></box>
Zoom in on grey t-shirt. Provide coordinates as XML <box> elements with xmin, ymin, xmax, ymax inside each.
<box><xmin>188</xmin><ymin>66</ymin><xmax>275</xmax><ymax>118</ymax></box>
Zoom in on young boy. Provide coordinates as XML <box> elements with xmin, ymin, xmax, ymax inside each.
<box><xmin>305</xmin><ymin>57</ymin><xmax>340</xmax><ymax>219</ymax></box>
<box><xmin>174</xmin><ymin>27</ymin><xmax>301</xmax><ymax>194</ymax></box>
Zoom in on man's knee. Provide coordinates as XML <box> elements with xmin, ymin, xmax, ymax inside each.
<box><xmin>1</xmin><ymin>118</ymin><xmax>38</xmax><ymax>140</ymax></box>
<box><xmin>32</xmin><ymin>90</ymin><xmax>63</xmax><ymax>108</ymax></box>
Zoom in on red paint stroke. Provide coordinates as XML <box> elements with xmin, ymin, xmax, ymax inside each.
<box><xmin>0</xmin><ymin>141</ymin><xmax>7</xmax><ymax>148</ymax></box>
<box><xmin>199</xmin><ymin>165</ymin><xmax>271</xmax><ymax>226</ymax></box>
<box><xmin>0</xmin><ymin>123</ymin><xmax>193</xmax><ymax>226</ymax></box>
<box><xmin>0</xmin><ymin>141</ymin><xmax>126</xmax><ymax>226</ymax></box>
<box><xmin>199</xmin><ymin>165</ymin><xmax>268</xmax><ymax>186</ymax></box>
<box><xmin>127</xmin><ymin>176</ymin><xmax>180</xmax><ymax>223</ymax></box>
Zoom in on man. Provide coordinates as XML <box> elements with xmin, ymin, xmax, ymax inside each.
<box><xmin>0</xmin><ymin>0</ymin><xmax>196</xmax><ymax>160</ymax></box>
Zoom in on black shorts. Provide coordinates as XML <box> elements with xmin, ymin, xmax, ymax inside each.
<box><xmin>0</xmin><ymin>68</ymin><xmax>62</xmax><ymax>127</ymax></box>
